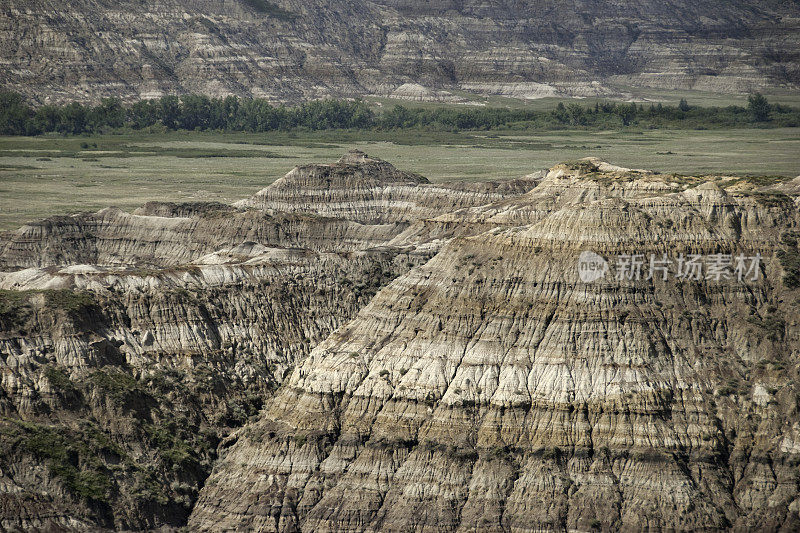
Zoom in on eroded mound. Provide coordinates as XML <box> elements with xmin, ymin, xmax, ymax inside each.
<box><xmin>1</xmin><ymin>153</ymin><xmax>799</xmax><ymax>531</ymax></box>
<box><xmin>190</xmin><ymin>159</ymin><xmax>800</xmax><ymax>532</ymax></box>
<box><xmin>235</xmin><ymin>149</ymin><xmax>537</xmax><ymax>224</ymax></box>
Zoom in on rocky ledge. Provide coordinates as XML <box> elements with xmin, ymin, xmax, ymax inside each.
<box><xmin>2</xmin><ymin>0</ymin><xmax>799</xmax><ymax>103</ymax></box>
<box><xmin>1</xmin><ymin>152</ymin><xmax>800</xmax><ymax>531</ymax></box>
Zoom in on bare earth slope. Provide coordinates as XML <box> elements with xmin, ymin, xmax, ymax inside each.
<box><xmin>190</xmin><ymin>160</ymin><xmax>800</xmax><ymax>531</ymax></box>
<box><xmin>2</xmin><ymin>0</ymin><xmax>799</xmax><ymax>103</ymax></box>
<box><xmin>0</xmin><ymin>151</ymin><xmax>533</xmax><ymax>530</ymax></box>
<box><xmin>2</xmin><ymin>152</ymin><xmax>800</xmax><ymax>530</ymax></box>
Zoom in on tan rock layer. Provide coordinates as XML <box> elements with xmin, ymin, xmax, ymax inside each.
<box><xmin>3</xmin><ymin>0</ymin><xmax>799</xmax><ymax>103</ymax></box>
<box><xmin>1</xmin><ymin>154</ymin><xmax>798</xmax><ymax>531</ymax></box>
<box><xmin>0</xmin><ymin>248</ymin><xmax>419</xmax><ymax>529</ymax></box>
<box><xmin>190</xmin><ymin>169</ymin><xmax>800</xmax><ymax>531</ymax></box>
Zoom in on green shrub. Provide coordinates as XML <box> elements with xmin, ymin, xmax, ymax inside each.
<box><xmin>44</xmin><ymin>366</ymin><xmax>78</xmax><ymax>394</ymax></box>
<box><xmin>89</xmin><ymin>370</ymin><xmax>140</xmax><ymax>399</ymax></box>
<box><xmin>43</xmin><ymin>290</ymin><xmax>97</xmax><ymax>315</ymax></box>
<box><xmin>2</xmin><ymin>89</ymin><xmax>800</xmax><ymax>136</ymax></box>
<box><xmin>718</xmin><ymin>385</ymin><xmax>736</xmax><ymax>396</ymax></box>
<box><xmin>240</xmin><ymin>0</ymin><xmax>296</xmax><ymax>20</ymax></box>
<box><xmin>747</xmin><ymin>313</ymin><xmax>787</xmax><ymax>341</ymax></box>
<box><xmin>144</xmin><ymin>422</ymin><xmax>198</xmax><ymax>468</ymax></box>
<box><xmin>0</xmin><ymin>290</ymin><xmax>31</xmax><ymax>326</ymax></box>
<box><xmin>1</xmin><ymin>419</ymin><xmax>113</xmax><ymax>502</ymax></box>
<box><xmin>779</xmin><ymin>231</ymin><xmax>800</xmax><ymax>288</ymax></box>
<box><xmin>542</xmin><ymin>446</ymin><xmax>561</xmax><ymax>460</ymax></box>
<box><xmin>0</xmin><ymin>289</ymin><xmax>98</xmax><ymax>328</ymax></box>
<box><xmin>748</xmin><ymin>93</ymin><xmax>771</xmax><ymax>122</ymax></box>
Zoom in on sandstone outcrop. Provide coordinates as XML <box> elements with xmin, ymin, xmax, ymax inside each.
<box><xmin>2</xmin><ymin>0</ymin><xmax>799</xmax><ymax>104</ymax></box>
<box><xmin>189</xmin><ymin>159</ymin><xmax>800</xmax><ymax>531</ymax></box>
<box><xmin>2</xmin><ymin>153</ymin><xmax>800</xmax><ymax>530</ymax></box>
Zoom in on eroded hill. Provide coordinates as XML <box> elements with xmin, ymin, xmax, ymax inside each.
<box><xmin>1</xmin><ymin>152</ymin><xmax>800</xmax><ymax>530</ymax></box>
<box><xmin>2</xmin><ymin>0</ymin><xmax>799</xmax><ymax>103</ymax></box>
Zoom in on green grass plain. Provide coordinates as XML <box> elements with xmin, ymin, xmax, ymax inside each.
<box><xmin>0</xmin><ymin>127</ymin><xmax>798</xmax><ymax>231</ymax></box>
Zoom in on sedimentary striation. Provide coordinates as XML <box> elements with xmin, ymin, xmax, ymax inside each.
<box><xmin>2</xmin><ymin>151</ymin><xmax>800</xmax><ymax>530</ymax></box>
<box><xmin>2</xmin><ymin>0</ymin><xmax>799</xmax><ymax>104</ymax></box>
<box><xmin>190</xmin><ymin>157</ymin><xmax>800</xmax><ymax>531</ymax></box>
<box><xmin>235</xmin><ymin>150</ymin><xmax>540</xmax><ymax>224</ymax></box>
<box><xmin>0</xmin><ymin>151</ymin><xmax>534</xmax><ymax>529</ymax></box>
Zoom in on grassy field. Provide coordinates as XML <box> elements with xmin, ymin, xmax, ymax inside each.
<box><xmin>0</xmin><ymin>128</ymin><xmax>798</xmax><ymax>231</ymax></box>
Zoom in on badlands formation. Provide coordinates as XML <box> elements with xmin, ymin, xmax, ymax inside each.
<box><xmin>1</xmin><ymin>151</ymin><xmax>800</xmax><ymax>531</ymax></box>
<box><xmin>2</xmin><ymin>0</ymin><xmax>800</xmax><ymax>103</ymax></box>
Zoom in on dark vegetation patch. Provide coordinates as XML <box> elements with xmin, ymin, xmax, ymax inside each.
<box><xmin>748</xmin><ymin>191</ymin><xmax>794</xmax><ymax>207</ymax></box>
<box><xmin>143</xmin><ymin>420</ymin><xmax>206</xmax><ymax>470</ymax></box>
<box><xmin>88</xmin><ymin>370</ymin><xmax>144</xmax><ymax>401</ymax></box>
<box><xmin>44</xmin><ymin>365</ymin><xmax>79</xmax><ymax>395</ymax></box>
<box><xmin>0</xmin><ymin>419</ymin><xmax>118</xmax><ymax>503</ymax></box>
<box><xmin>778</xmin><ymin>231</ymin><xmax>800</xmax><ymax>288</ymax></box>
<box><xmin>740</xmin><ymin>175</ymin><xmax>794</xmax><ymax>187</ymax></box>
<box><xmin>1</xmin><ymin>90</ymin><xmax>798</xmax><ymax>136</ymax></box>
<box><xmin>0</xmin><ymin>289</ymin><xmax>98</xmax><ymax>327</ymax></box>
<box><xmin>42</xmin><ymin>289</ymin><xmax>98</xmax><ymax>316</ymax></box>
<box><xmin>747</xmin><ymin>312</ymin><xmax>787</xmax><ymax>341</ymax></box>
<box><xmin>239</xmin><ymin>0</ymin><xmax>296</xmax><ymax>20</ymax></box>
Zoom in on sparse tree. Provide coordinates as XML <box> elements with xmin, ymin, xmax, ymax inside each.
<box><xmin>89</xmin><ymin>97</ymin><xmax>125</xmax><ymax>130</ymax></box>
<box><xmin>553</xmin><ymin>102</ymin><xmax>569</xmax><ymax>124</ymax></box>
<box><xmin>0</xmin><ymin>91</ymin><xmax>33</xmax><ymax>134</ymax></box>
<box><xmin>58</xmin><ymin>102</ymin><xmax>88</xmax><ymax>134</ymax></box>
<box><xmin>566</xmin><ymin>103</ymin><xmax>585</xmax><ymax>126</ymax></box>
<box><xmin>617</xmin><ymin>102</ymin><xmax>637</xmax><ymax>126</ymax></box>
<box><xmin>747</xmin><ymin>92</ymin><xmax>771</xmax><ymax>122</ymax></box>
<box><xmin>158</xmin><ymin>95</ymin><xmax>180</xmax><ymax>130</ymax></box>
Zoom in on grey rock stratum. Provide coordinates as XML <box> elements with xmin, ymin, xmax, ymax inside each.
<box><xmin>2</xmin><ymin>0</ymin><xmax>799</xmax><ymax>103</ymax></box>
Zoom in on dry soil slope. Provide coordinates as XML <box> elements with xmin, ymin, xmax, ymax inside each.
<box><xmin>2</xmin><ymin>0</ymin><xmax>798</xmax><ymax>103</ymax></box>
<box><xmin>190</xmin><ymin>163</ymin><xmax>800</xmax><ymax>531</ymax></box>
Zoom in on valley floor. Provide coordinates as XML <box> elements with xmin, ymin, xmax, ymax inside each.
<box><xmin>1</xmin><ymin>127</ymin><xmax>798</xmax><ymax>231</ymax></box>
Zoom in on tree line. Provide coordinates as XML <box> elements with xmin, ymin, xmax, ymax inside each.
<box><xmin>0</xmin><ymin>91</ymin><xmax>795</xmax><ymax>136</ymax></box>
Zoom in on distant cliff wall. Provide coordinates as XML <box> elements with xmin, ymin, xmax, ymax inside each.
<box><xmin>1</xmin><ymin>0</ymin><xmax>798</xmax><ymax>104</ymax></box>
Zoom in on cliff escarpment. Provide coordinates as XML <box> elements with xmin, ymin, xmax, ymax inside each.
<box><xmin>190</xmin><ymin>160</ymin><xmax>800</xmax><ymax>531</ymax></box>
<box><xmin>2</xmin><ymin>152</ymin><xmax>800</xmax><ymax>530</ymax></box>
<box><xmin>2</xmin><ymin>0</ymin><xmax>799</xmax><ymax>103</ymax></box>
<box><xmin>0</xmin><ymin>151</ymin><xmax>535</xmax><ymax>529</ymax></box>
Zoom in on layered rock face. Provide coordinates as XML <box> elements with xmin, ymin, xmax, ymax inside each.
<box><xmin>236</xmin><ymin>150</ymin><xmax>540</xmax><ymax>225</ymax></box>
<box><xmin>0</xmin><ymin>152</ymin><xmax>535</xmax><ymax>530</ymax></box>
<box><xmin>3</xmin><ymin>152</ymin><xmax>800</xmax><ymax>531</ymax></box>
<box><xmin>189</xmin><ymin>161</ymin><xmax>800</xmax><ymax>531</ymax></box>
<box><xmin>2</xmin><ymin>0</ymin><xmax>799</xmax><ymax>104</ymax></box>
<box><xmin>0</xmin><ymin>255</ymin><xmax>401</xmax><ymax>529</ymax></box>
